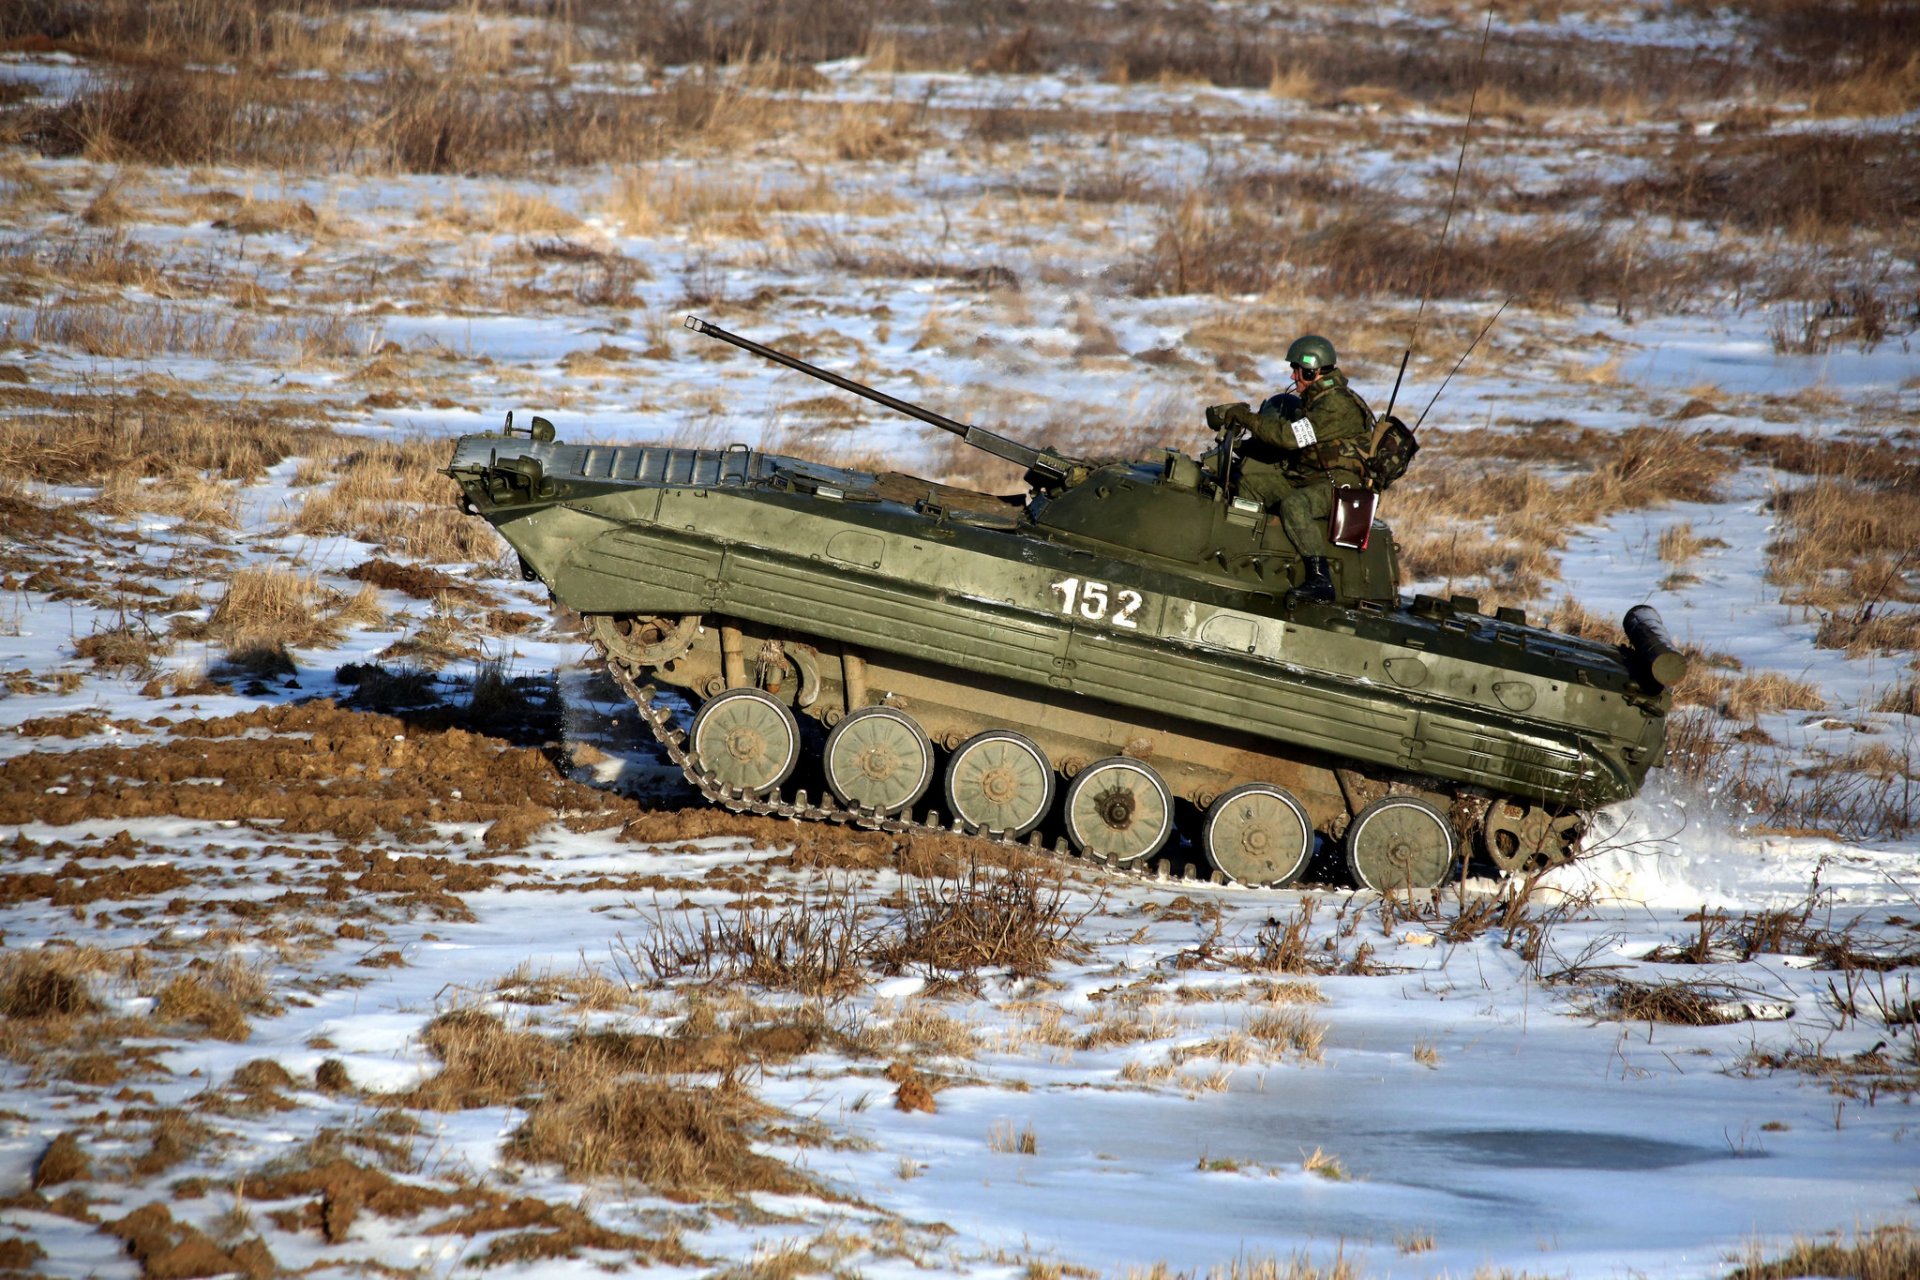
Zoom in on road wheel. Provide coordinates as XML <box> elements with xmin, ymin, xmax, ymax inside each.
<box><xmin>1203</xmin><ymin>783</ymin><xmax>1313</xmax><ymax>887</ymax></box>
<box><xmin>944</xmin><ymin>730</ymin><xmax>1053</xmax><ymax>837</ymax></box>
<box><xmin>1063</xmin><ymin>756</ymin><xmax>1174</xmax><ymax>865</ymax></box>
<box><xmin>824</xmin><ymin>706</ymin><xmax>934</xmax><ymax>815</ymax></box>
<box><xmin>1346</xmin><ymin>795</ymin><xmax>1455</xmax><ymax>891</ymax></box>
<box><xmin>688</xmin><ymin>689</ymin><xmax>800</xmax><ymax>796</ymax></box>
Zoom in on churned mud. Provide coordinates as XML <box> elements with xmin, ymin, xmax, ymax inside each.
<box><xmin>3</xmin><ymin>695</ymin><xmax>1041</xmax><ymax>926</ymax></box>
<box><xmin>3</xmin><ymin>700</ymin><xmax>631</xmax><ymax>844</ymax></box>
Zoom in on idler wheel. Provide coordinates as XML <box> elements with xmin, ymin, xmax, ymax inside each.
<box><xmin>1345</xmin><ymin>795</ymin><xmax>1455</xmax><ymax>892</ymax></box>
<box><xmin>1202</xmin><ymin>783</ymin><xmax>1313</xmax><ymax>887</ymax></box>
<box><xmin>688</xmin><ymin>688</ymin><xmax>800</xmax><ymax>796</ymax></box>
<box><xmin>944</xmin><ymin>730</ymin><xmax>1053</xmax><ymax>837</ymax></box>
<box><xmin>1063</xmin><ymin>756</ymin><xmax>1173</xmax><ymax>865</ymax></box>
<box><xmin>1482</xmin><ymin>798</ymin><xmax>1585</xmax><ymax>874</ymax></box>
<box><xmin>823</xmin><ymin>706</ymin><xmax>934</xmax><ymax>816</ymax></box>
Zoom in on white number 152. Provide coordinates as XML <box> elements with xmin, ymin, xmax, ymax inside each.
<box><xmin>1049</xmin><ymin>576</ymin><xmax>1143</xmax><ymax>629</ymax></box>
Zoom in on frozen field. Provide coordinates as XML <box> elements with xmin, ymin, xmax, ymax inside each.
<box><xmin>1</xmin><ymin>3</ymin><xmax>1916</xmax><ymax>1278</ymax></box>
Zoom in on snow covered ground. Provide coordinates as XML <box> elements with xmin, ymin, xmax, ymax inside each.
<box><xmin>2</xmin><ymin>3</ymin><xmax>1916</xmax><ymax>1278</ymax></box>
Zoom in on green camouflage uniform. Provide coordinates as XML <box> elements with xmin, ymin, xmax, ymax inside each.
<box><xmin>1208</xmin><ymin>370</ymin><xmax>1375</xmax><ymax>559</ymax></box>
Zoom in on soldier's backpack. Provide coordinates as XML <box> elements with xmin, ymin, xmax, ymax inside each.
<box><xmin>1367</xmin><ymin>414</ymin><xmax>1419</xmax><ymax>491</ymax></box>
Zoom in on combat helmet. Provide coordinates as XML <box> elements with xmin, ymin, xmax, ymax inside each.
<box><xmin>1286</xmin><ymin>334</ymin><xmax>1337</xmax><ymax>372</ymax></box>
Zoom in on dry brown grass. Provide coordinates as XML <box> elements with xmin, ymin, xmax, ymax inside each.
<box><xmin>1246</xmin><ymin>901</ymin><xmax>1316</xmax><ymax>974</ymax></box>
<box><xmin>1120</xmin><ymin>1254</ymin><xmax>1362</xmax><ymax>1280</ymax></box>
<box><xmin>1657</xmin><ymin>521</ymin><xmax>1727</xmax><ymax>565</ymax></box>
<box><xmin>1246</xmin><ymin>1009</ymin><xmax>1326</xmax><ymax>1063</ymax></box>
<box><xmin>200</xmin><ymin>566</ymin><xmax>344</xmax><ymax>653</ymax></box>
<box><xmin>1721</xmin><ymin>671</ymin><xmax>1826</xmax><ymax>722</ymax></box>
<box><xmin>619</xmin><ymin>888</ymin><xmax>872</xmax><ymax>995</ymax></box>
<box><xmin>405</xmin><ymin>1001</ymin><xmax>826</xmax><ymax>1197</ymax></box>
<box><xmin>853</xmin><ymin>999</ymin><xmax>979</xmax><ymax>1059</ymax></box>
<box><xmin>152</xmin><ymin>956</ymin><xmax>275</xmax><ymax>1043</ymax></box>
<box><xmin>1382</xmin><ymin>427</ymin><xmax>1735</xmax><ymax>603</ymax></box>
<box><xmin>0</xmin><ymin>949</ymin><xmax>105</xmax><ymax>1020</ymax></box>
<box><xmin>1766</xmin><ymin>475</ymin><xmax>1920</xmax><ymax>652</ymax></box>
<box><xmin>1730</xmin><ymin>1222</ymin><xmax>1920</xmax><ymax>1280</ymax></box>
<box><xmin>987</xmin><ymin>1120</ymin><xmax>1039</xmax><ymax>1155</ymax></box>
<box><xmin>0</xmin><ymin>400</ymin><xmax>333</xmax><ymax>485</ymax></box>
<box><xmin>23</xmin><ymin>300</ymin><xmax>369</xmax><ymax>363</ymax></box>
<box><xmin>1299</xmin><ymin>1146</ymin><xmax>1348</xmax><ymax>1181</ymax></box>
<box><xmin>288</xmin><ymin>438</ymin><xmax>499</xmax><ymax>564</ymax></box>
<box><xmin>1538</xmin><ymin>597</ymin><xmax>1616</xmax><ymax>644</ymax></box>
<box><xmin>1604</xmin><ymin>979</ymin><xmax>1757</xmax><ymax>1026</ymax></box>
<box><xmin>878</xmin><ymin>858</ymin><xmax>1092</xmax><ymax>982</ymax></box>
<box><xmin>1620</xmin><ymin>129</ymin><xmax>1919</xmax><ymax>238</ymax></box>
<box><xmin>1875</xmin><ymin>674</ymin><xmax>1920</xmax><ymax>716</ymax></box>
<box><xmin>509</xmin><ymin>1074</ymin><xmax>815</xmax><ymax>1195</ymax></box>
<box><xmin>74</xmin><ymin>619</ymin><xmax>174</xmax><ymax>674</ymax></box>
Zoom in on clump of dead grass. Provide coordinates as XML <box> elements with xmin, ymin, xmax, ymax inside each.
<box><xmin>0</xmin><ymin>949</ymin><xmax>106</xmax><ymax>1020</ymax></box>
<box><xmin>289</xmin><ymin>438</ymin><xmax>499</xmax><ymax>564</ymax></box>
<box><xmin>152</xmin><ymin>955</ymin><xmax>275</xmax><ymax>1042</ymax></box>
<box><xmin>74</xmin><ymin>618</ymin><xmax>173</xmax><ymax>673</ymax></box>
<box><xmin>1620</xmin><ymin>130</ymin><xmax>1919</xmax><ymax>238</ymax></box>
<box><xmin>1721</xmin><ymin>671</ymin><xmax>1826</xmax><ymax>722</ymax></box>
<box><xmin>1604</xmin><ymin>978</ymin><xmax>1769</xmax><ymax>1026</ymax></box>
<box><xmin>1658</xmin><ymin>521</ymin><xmax>1727</xmax><ymax>565</ymax></box>
<box><xmin>0</xmin><ymin>400</ymin><xmax>331</xmax><ymax>485</ymax></box>
<box><xmin>877</xmin><ymin>858</ymin><xmax>1092</xmax><ymax>982</ymax></box>
<box><xmin>1765</xmin><ymin>474</ymin><xmax>1920</xmax><ymax>653</ymax></box>
<box><xmin>1246</xmin><ymin>1008</ymin><xmax>1326</xmax><ymax>1063</ymax></box>
<box><xmin>200</xmin><ymin>566</ymin><xmax>344</xmax><ymax>653</ymax></box>
<box><xmin>1730</xmin><ymin>1222</ymin><xmax>1920</xmax><ymax>1280</ymax></box>
<box><xmin>406</xmin><ymin>999</ymin><xmax>827</xmax><ymax>1198</ymax></box>
<box><xmin>617</xmin><ymin>887</ymin><xmax>872</xmax><ymax>995</ymax></box>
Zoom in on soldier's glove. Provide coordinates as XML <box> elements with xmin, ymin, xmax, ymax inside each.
<box><xmin>1258</xmin><ymin>391</ymin><xmax>1303</xmax><ymax>420</ymax></box>
<box><xmin>1205</xmin><ymin>401</ymin><xmax>1250</xmax><ymax>434</ymax></box>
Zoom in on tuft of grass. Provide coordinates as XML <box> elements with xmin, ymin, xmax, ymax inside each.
<box><xmin>32</xmin><ymin>1132</ymin><xmax>91</xmax><ymax>1189</ymax></box>
<box><xmin>987</xmin><ymin>1120</ymin><xmax>1038</xmax><ymax>1156</ymax></box>
<box><xmin>1658</xmin><ymin>521</ymin><xmax>1728</xmax><ymax>565</ymax></box>
<box><xmin>201</xmin><ymin>566</ymin><xmax>344</xmax><ymax>653</ymax></box>
<box><xmin>504</xmin><ymin>1047</ymin><xmax>824</xmax><ymax>1198</ymax></box>
<box><xmin>1766</xmin><ymin>476</ymin><xmax>1920</xmax><ymax>647</ymax></box>
<box><xmin>617</xmin><ymin>887</ymin><xmax>873</xmax><ymax>995</ymax></box>
<box><xmin>0</xmin><ymin>401</ymin><xmax>331</xmax><ymax>486</ymax></box>
<box><xmin>74</xmin><ymin>619</ymin><xmax>172</xmax><ymax>674</ymax></box>
<box><xmin>1247</xmin><ymin>1009</ymin><xmax>1327</xmax><ymax>1063</ymax></box>
<box><xmin>154</xmin><ymin>975</ymin><xmax>250</xmax><ymax>1042</ymax></box>
<box><xmin>1246</xmin><ymin>900</ymin><xmax>1316</xmax><ymax>974</ymax></box>
<box><xmin>0</xmin><ymin>950</ymin><xmax>105</xmax><ymax>1020</ymax></box>
<box><xmin>1300</xmin><ymin>1146</ymin><xmax>1348</xmax><ymax>1181</ymax></box>
<box><xmin>1730</xmin><ymin>1222</ymin><xmax>1920</xmax><ymax>1280</ymax></box>
<box><xmin>1620</xmin><ymin>130</ymin><xmax>1919</xmax><ymax>238</ymax></box>
<box><xmin>1605</xmin><ymin>979</ymin><xmax>1756</xmax><ymax>1027</ymax></box>
<box><xmin>877</xmin><ymin>858</ymin><xmax>1091</xmax><ymax>982</ymax></box>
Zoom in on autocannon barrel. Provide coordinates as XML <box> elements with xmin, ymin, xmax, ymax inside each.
<box><xmin>683</xmin><ymin>315</ymin><xmax>1064</xmax><ymax>480</ymax></box>
<box><xmin>1622</xmin><ymin>604</ymin><xmax>1688</xmax><ymax>689</ymax></box>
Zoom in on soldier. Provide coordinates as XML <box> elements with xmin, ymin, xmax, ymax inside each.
<box><xmin>1205</xmin><ymin>334</ymin><xmax>1375</xmax><ymax>604</ymax></box>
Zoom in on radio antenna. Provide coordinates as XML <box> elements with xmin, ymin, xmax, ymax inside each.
<box><xmin>1409</xmin><ymin>4</ymin><xmax>1496</xmax><ymax>362</ymax></box>
<box><xmin>1414</xmin><ymin>297</ymin><xmax>1509</xmax><ymax>432</ymax></box>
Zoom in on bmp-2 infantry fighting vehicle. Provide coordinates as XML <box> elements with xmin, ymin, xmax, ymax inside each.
<box><xmin>447</xmin><ymin>317</ymin><xmax>1685</xmax><ymax>890</ymax></box>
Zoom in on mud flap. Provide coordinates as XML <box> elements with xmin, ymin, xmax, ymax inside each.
<box><xmin>1329</xmin><ymin>486</ymin><xmax>1377</xmax><ymax>550</ymax></box>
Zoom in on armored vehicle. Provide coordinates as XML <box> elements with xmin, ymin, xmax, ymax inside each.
<box><xmin>446</xmin><ymin>317</ymin><xmax>1684</xmax><ymax>890</ymax></box>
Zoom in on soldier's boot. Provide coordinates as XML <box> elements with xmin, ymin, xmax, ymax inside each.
<box><xmin>1287</xmin><ymin>557</ymin><xmax>1337</xmax><ymax>607</ymax></box>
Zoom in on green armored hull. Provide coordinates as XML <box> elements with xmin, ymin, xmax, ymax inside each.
<box><xmin>448</xmin><ymin>323</ymin><xmax>1679</xmax><ymax>890</ymax></box>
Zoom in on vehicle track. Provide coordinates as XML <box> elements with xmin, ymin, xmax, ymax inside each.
<box><xmin>594</xmin><ymin>638</ymin><xmax>1240</xmax><ymax>889</ymax></box>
